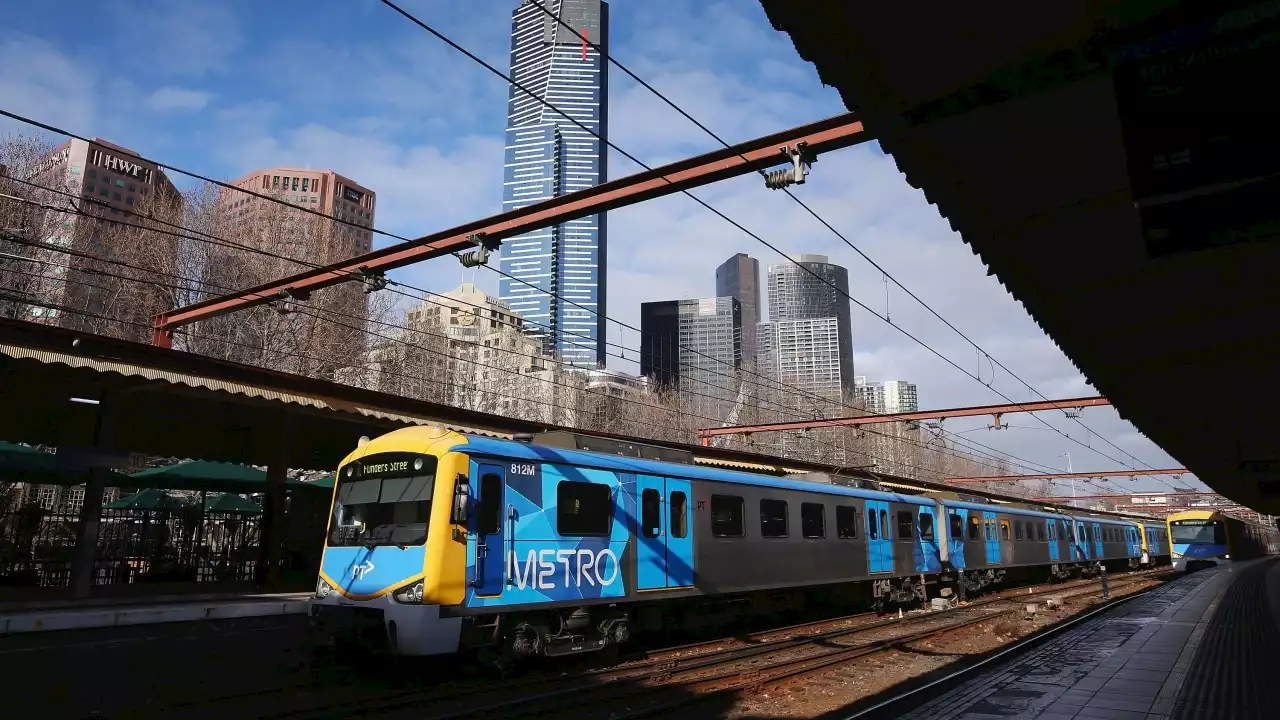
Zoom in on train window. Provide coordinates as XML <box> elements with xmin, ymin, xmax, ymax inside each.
<box><xmin>896</xmin><ymin>511</ymin><xmax>914</xmax><ymax>539</ymax></box>
<box><xmin>868</xmin><ymin>510</ymin><xmax>879</xmax><ymax>539</ymax></box>
<box><xmin>969</xmin><ymin>516</ymin><xmax>981</xmax><ymax>540</ymax></box>
<box><xmin>760</xmin><ymin>499</ymin><xmax>788</xmax><ymax>538</ymax></box>
<box><xmin>919</xmin><ymin>512</ymin><xmax>934</xmax><ymax>540</ymax></box>
<box><xmin>670</xmin><ymin>491</ymin><xmax>688</xmax><ymax>539</ymax></box>
<box><xmin>479</xmin><ymin>473</ymin><xmax>503</xmax><ymax>536</ymax></box>
<box><xmin>641</xmin><ymin>489</ymin><xmax>661</xmax><ymax>538</ymax></box>
<box><xmin>950</xmin><ymin>513</ymin><xmax>963</xmax><ymax>537</ymax></box>
<box><xmin>1048</xmin><ymin>522</ymin><xmax>1056</xmax><ymax>541</ymax></box>
<box><xmin>710</xmin><ymin>495</ymin><xmax>744</xmax><ymax>538</ymax></box>
<box><xmin>801</xmin><ymin>503</ymin><xmax>826</xmax><ymax>539</ymax></box>
<box><xmin>881</xmin><ymin>510</ymin><xmax>891</xmax><ymax>539</ymax></box>
<box><xmin>836</xmin><ymin>506</ymin><xmax>858</xmax><ymax>538</ymax></box>
<box><xmin>1036</xmin><ymin>523</ymin><xmax>1045</xmax><ymax>542</ymax></box>
<box><xmin>1014</xmin><ymin>521</ymin><xmax>1024</xmax><ymax>540</ymax></box>
<box><xmin>1000</xmin><ymin>522</ymin><xmax>1010</xmax><ymax>541</ymax></box>
<box><xmin>556</xmin><ymin>481</ymin><xmax>612</xmax><ymax>537</ymax></box>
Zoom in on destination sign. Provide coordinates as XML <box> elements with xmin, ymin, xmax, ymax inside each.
<box><xmin>363</xmin><ymin>460</ymin><xmax>410</xmax><ymax>476</ymax></box>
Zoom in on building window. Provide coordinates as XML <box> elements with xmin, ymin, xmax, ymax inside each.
<box><xmin>292</xmin><ymin>177</ymin><xmax>299</xmax><ymax>191</ymax></box>
<box><xmin>115</xmin><ymin>179</ymin><xmax>124</xmax><ymax>188</ymax></box>
<box><xmin>555</xmin><ymin>481</ymin><xmax>610</xmax><ymax>537</ymax></box>
<box><xmin>302</xmin><ymin>178</ymin><xmax>309</xmax><ymax>192</ymax></box>
<box><xmin>126</xmin><ymin>197</ymin><xmax>134</xmax><ymax>205</ymax></box>
<box><xmin>262</xmin><ymin>176</ymin><xmax>269</xmax><ymax>189</ymax></box>
<box><xmin>87</xmin><ymin>169</ymin><xmax>96</xmax><ymax>178</ymax></box>
<box><xmin>710</xmin><ymin>495</ymin><xmax>743</xmax><ymax>538</ymax></box>
<box><xmin>272</xmin><ymin>176</ymin><xmax>280</xmax><ymax>188</ymax></box>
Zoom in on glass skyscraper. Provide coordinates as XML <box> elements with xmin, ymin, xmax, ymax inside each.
<box><xmin>499</xmin><ymin>0</ymin><xmax>610</xmax><ymax>366</ymax></box>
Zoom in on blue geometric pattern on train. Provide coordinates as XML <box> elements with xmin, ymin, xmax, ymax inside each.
<box><xmin>465</xmin><ymin>463</ymin><xmax>632</xmax><ymax>608</ymax></box>
<box><xmin>1174</xmin><ymin>543</ymin><xmax>1226</xmax><ymax>559</ymax></box>
<box><xmin>322</xmin><ymin>545</ymin><xmax>426</xmax><ymax>596</ymax></box>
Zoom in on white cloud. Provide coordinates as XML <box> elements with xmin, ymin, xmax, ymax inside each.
<box><xmin>0</xmin><ymin>36</ymin><xmax>95</xmax><ymax>138</ymax></box>
<box><xmin>108</xmin><ymin>2</ymin><xmax>242</xmax><ymax>77</ymax></box>
<box><xmin>145</xmin><ymin>87</ymin><xmax>213</xmax><ymax>113</ymax></box>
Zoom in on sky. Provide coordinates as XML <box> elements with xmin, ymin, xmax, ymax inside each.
<box><xmin>0</xmin><ymin>0</ymin><xmax>1203</xmax><ymax>497</ymax></box>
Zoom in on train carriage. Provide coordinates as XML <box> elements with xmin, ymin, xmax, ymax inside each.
<box><xmin>1167</xmin><ymin>509</ymin><xmax>1278</xmax><ymax>571</ymax></box>
<box><xmin>310</xmin><ymin>426</ymin><xmax>1174</xmax><ymax>658</ymax></box>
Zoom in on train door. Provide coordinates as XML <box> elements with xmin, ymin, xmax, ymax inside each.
<box><xmin>1048</xmin><ymin>520</ymin><xmax>1061</xmax><ymax>562</ymax></box>
<box><xmin>1076</xmin><ymin>522</ymin><xmax>1089</xmax><ymax>560</ymax></box>
<box><xmin>866</xmin><ymin>500</ymin><xmax>892</xmax><ymax>573</ymax></box>
<box><xmin>949</xmin><ymin>508</ymin><xmax>968</xmax><ymax>569</ymax></box>
<box><xmin>636</xmin><ymin>475</ymin><xmax>694</xmax><ymax>590</ymax></box>
<box><xmin>1092</xmin><ymin>522</ymin><xmax>1104</xmax><ymax>559</ymax></box>
<box><xmin>983</xmin><ymin>511</ymin><xmax>1001</xmax><ymax>564</ymax></box>
<box><xmin>999</xmin><ymin>518</ymin><xmax>1013</xmax><ymax>565</ymax></box>
<box><xmin>473</xmin><ymin>462</ymin><xmax>507</xmax><ymax>596</ymax></box>
<box><xmin>916</xmin><ymin>505</ymin><xmax>940</xmax><ymax>572</ymax></box>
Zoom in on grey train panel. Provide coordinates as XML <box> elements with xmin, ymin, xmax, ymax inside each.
<box><xmin>692</xmin><ymin>479</ymin><xmax>871</xmax><ymax>595</ymax></box>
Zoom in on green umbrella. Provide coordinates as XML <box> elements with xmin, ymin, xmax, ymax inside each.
<box><xmin>306</xmin><ymin>474</ymin><xmax>335</xmax><ymax>489</ymax></box>
<box><xmin>103</xmin><ymin>488</ymin><xmax>187</xmax><ymax>511</ymax></box>
<box><xmin>203</xmin><ymin>492</ymin><xmax>262</xmax><ymax>514</ymax></box>
<box><xmin>127</xmin><ymin>461</ymin><xmax>330</xmax><ymax>493</ymax></box>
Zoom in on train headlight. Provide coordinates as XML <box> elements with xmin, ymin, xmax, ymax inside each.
<box><xmin>315</xmin><ymin>577</ymin><xmax>334</xmax><ymax>598</ymax></box>
<box><xmin>393</xmin><ymin>580</ymin><xmax>424</xmax><ymax>604</ymax></box>
<box><xmin>1222</xmin><ymin>553</ymin><xmax>1230</xmax><ymax>559</ymax></box>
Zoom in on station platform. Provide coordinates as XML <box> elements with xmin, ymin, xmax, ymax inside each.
<box><xmin>0</xmin><ymin>591</ymin><xmax>310</xmax><ymax>634</ymax></box>
<box><xmin>892</xmin><ymin>558</ymin><xmax>1280</xmax><ymax>720</ymax></box>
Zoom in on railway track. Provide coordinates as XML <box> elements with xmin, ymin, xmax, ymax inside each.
<box><xmin>355</xmin><ymin>571</ymin><xmax>1167</xmax><ymax>720</ymax></box>
<box><xmin>157</xmin><ymin>568</ymin><xmax>1168</xmax><ymax>720</ymax></box>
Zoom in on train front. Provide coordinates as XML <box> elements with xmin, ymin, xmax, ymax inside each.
<box><xmin>1168</xmin><ymin>511</ymin><xmax>1230</xmax><ymax>572</ymax></box>
<box><xmin>309</xmin><ymin>427</ymin><xmax>470</xmax><ymax>655</ymax></box>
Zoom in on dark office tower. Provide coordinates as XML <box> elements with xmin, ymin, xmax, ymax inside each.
<box><xmin>715</xmin><ymin>253</ymin><xmax>761</xmax><ymax>365</ymax></box>
<box><xmin>640</xmin><ymin>298</ymin><xmax>741</xmax><ymax>400</ymax></box>
<box><xmin>498</xmin><ymin>0</ymin><xmax>610</xmax><ymax>366</ymax></box>
<box><xmin>766</xmin><ymin>254</ymin><xmax>855</xmax><ymax>396</ymax></box>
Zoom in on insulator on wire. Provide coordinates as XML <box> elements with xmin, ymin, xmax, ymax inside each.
<box><xmin>763</xmin><ymin>143</ymin><xmax>814</xmax><ymax>190</ymax></box>
<box><xmin>459</xmin><ymin>232</ymin><xmax>497</xmax><ymax>269</ymax></box>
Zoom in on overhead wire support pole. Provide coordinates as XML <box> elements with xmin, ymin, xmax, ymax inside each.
<box><xmin>697</xmin><ymin>396</ymin><xmax>1111</xmax><ymax>445</ymax></box>
<box><xmin>150</xmin><ymin>113</ymin><xmax>867</xmax><ymax>345</ymax></box>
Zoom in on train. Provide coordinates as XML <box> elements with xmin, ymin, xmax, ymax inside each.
<box><xmin>1166</xmin><ymin>509</ymin><xmax>1280</xmax><ymax>572</ymax></box>
<box><xmin>309</xmin><ymin>426</ymin><xmax>1172</xmax><ymax>658</ymax></box>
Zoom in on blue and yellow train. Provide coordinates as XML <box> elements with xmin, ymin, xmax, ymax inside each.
<box><xmin>1166</xmin><ymin>509</ymin><xmax>1280</xmax><ymax>572</ymax></box>
<box><xmin>309</xmin><ymin>427</ymin><xmax>1171</xmax><ymax>658</ymax></box>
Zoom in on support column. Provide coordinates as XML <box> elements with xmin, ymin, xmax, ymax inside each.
<box><xmin>70</xmin><ymin>467</ymin><xmax>108</xmax><ymax>599</ymax></box>
<box><xmin>257</xmin><ymin>415</ymin><xmax>291</xmax><ymax>587</ymax></box>
<box><xmin>70</xmin><ymin>391</ymin><xmax>109</xmax><ymax>599</ymax></box>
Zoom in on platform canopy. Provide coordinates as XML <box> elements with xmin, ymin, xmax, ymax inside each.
<box><xmin>760</xmin><ymin>0</ymin><xmax>1280</xmax><ymax>513</ymax></box>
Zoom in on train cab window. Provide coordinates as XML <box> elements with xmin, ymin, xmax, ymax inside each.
<box><xmin>1036</xmin><ymin>522</ymin><xmax>1045</xmax><ymax>542</ymax></box>
<box><xmin>969</xmin><ymin>516</ymin><xmax>981</xmax><ymax>540</ymax></box>
<box><xmin>919</xmin><ymin>512</ymin><xmax>934</xmax><ymax>540</ymax></box>
<box><xmin>670</xmin><ymin>491</ymin><xmax>688</xmax><ymax>539</ymax></box>
<box><xmin>641</xmin><ymin>489</ymin><xmax>661</xmax><ymax>538</ymax></box>
<box><xmin>556</xmin><ymin>481</ymin><xmax>612</xmax><ymax>537</ymax></box>
<box><xmin>950</xmin><ymin>513</ymin><xmax>964</xmax><ymax>538</ymax></box>
<box><xmin>479</xmin><ymin>473</ymin><xmax>503</xmax><ymax>536</ymax></box>
<box><xmin>896</xmin><ymin>511</ymin><xmax>914</xmax><ymax>539</ymax></box>
<box><xmin>760</xmin><ymin>499</ymin><xmax>789</xmax><ymax>538</ymax></box>
<box><xmin>710</xmin><ymin>495</ymin><xmax>745</xmax><ymax>538</ymax></box>
<box><xmin>1014</xmin><ymin>521</ymin><xmax>1024</xmax><ymax>540</ymax></box>
<box><xmin>801</xmin><ymin>503</ymin><xmax>826</xmax><ymax>539</ymax></box>
<box><xmin>836</xmin><ymin>505</ymin><xmax>858</xmax><ymax>539</ymax></box>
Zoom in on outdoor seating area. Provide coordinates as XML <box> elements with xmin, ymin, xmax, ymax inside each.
<box><xmin>0</xmin><ymin>444</ymin><xmax>333</xmax><ymax>597</ymax></box>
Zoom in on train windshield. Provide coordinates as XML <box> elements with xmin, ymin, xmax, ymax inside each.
<box><xmin>1170</xmin><ymin>520</ymin><xmax>1225</xmax><ymax>545</ymax></box>
<box><xmin>328</xmin><ymin>457</ymin><xmax>438</xmax><ymax>548</ymax></box>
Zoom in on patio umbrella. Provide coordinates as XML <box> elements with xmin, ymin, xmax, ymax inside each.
<box><xmin>203</xmin><ymin>492</ymin><xmax>262</xmax><ymax>514</ymax></box>
<box><xmin>103</xmin><ymin>488</ymin><xmax>187</xmax><ymax>511</ymax></box>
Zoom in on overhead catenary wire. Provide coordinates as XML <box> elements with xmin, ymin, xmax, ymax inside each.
<box><xmin>520</xmin><ymin>0</ymin><xmax>1174</xmax><ymax>491</ymax></box>
<box><xmin>0</xmin><ymin>198</ymin><xmax>1109</xmax><ymax>485</ymax></box>
<box><xmin>372</xmin><ymin>0</ymin><xmax>1178</xmax><ymax>493</ymax></box>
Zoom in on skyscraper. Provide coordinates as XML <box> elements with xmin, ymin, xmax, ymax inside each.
<box><xmin>854</xmin><ymin>377</ymin><xmax>920</xmax><ymax>414</ymax></box>
<box><xmin>499</xmin><ymin>0</ymin><xmax>610</xmax><ymax>366</ymax></box>
<box><xmin>715</xmin><ymin>253</ymin><xmax>761</xmax><ymax>366</ymax></box>
<box><xmin>765</xmin><ymin>254</ymin><xmax>855</xmax><ymax>395</ymax></box>
<box><xmin>640</xmin><ymin>297</ymin><xmax>741</xmax><ymax>398</ymax></box>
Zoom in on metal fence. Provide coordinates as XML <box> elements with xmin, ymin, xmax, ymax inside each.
<box><xmin>0</xmin><ymin>495</ymin><xmax>264</xmax><ymax>589</ymax></box>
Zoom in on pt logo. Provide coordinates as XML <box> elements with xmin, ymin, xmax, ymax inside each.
<box><xmin>351</xmin><ymin>560</ymin><xmax>375</xmax><ymax>580</ymax></box>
